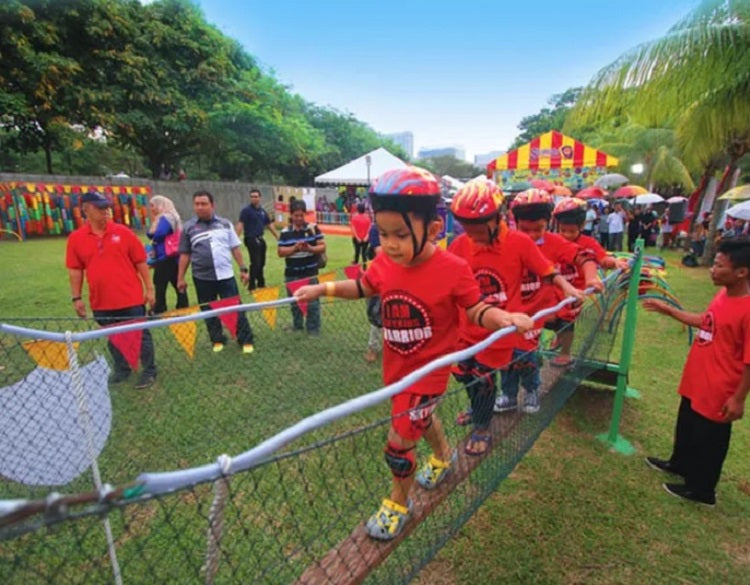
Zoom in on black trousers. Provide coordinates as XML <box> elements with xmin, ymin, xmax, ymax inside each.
<box><xmin>93</xmin><ymin>305</ymin><xmax>156</xmax><ymax>377</ymax></box>
<box><xmin>244</xmin><ymin>236</ymin><xmax>267</xmax><ymax>289</ymax></box>
<box><xmin>152</xmin><ymin>256</ymin><xmax>189</xmax><ymax>314</ymax></box>
<box><xmin>352</xmin><ymin>238</ymin><xmax>369</xmax><ymax>265</ymax></box>
<box><xmin>670</xmin><ymin>396</ymin><xmax>731</xmax><ymax>497</ymax></box>
<box><xmin>193</xmin><ymin>277</ymin><xmax>254</xmax><ymax>345</ymax></box>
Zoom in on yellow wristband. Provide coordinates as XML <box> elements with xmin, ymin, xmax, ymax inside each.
<box><xmin>325</xmin><ymin>281</ymin><xmax>336</xmax><ymax>297</ymax></box>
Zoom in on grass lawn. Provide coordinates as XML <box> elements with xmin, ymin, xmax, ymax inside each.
<box><xmin>1</xmin><ymin>235</ymin><xmax>749</xmax><ymax>584</ymax></box>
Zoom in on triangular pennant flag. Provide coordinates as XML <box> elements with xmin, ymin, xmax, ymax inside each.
<box><xmin>108</xmin><ymin>328</ymin><xmax>143</xmax><ymax>371</ymax></box>
<box><xmin>317</xmin><ymin>271</ymin><xmax>337</xmax><ymax>304</ymax></box>
<box><xmin>252</xmin><ymin>287</ymin><xmax>280</xmax><ymax>329</ymax></box>
<box><xmin>209</xmin><ymin>296</ymin><xmax>240</xmax><ymax>339</ymax></box>
<box><xmin>163</xmin><ymin>307</ymin><xmax>200</xmax><ymax>359</ymax></box>
<box><xmin>285</xmin><ymin>277</ymin><xmax>311</xmax><ymax>316</ymax></box>
<box><xmin>22</xmin><ymin>340</ymin><xmax>79</xmax><ymax>371</ymax></box>
<box><xmin>344</xmin><ymin>264</ymin><xmax>363</xmax><ymax>280</ymax></box>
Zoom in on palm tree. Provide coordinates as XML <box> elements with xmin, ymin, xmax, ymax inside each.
<box><xmin>567</xmin><ymin>0</ymin><xmax>750</xmax><ymax>262</ymax></box>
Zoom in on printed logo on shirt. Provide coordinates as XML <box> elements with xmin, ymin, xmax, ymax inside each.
<box><xmin>524</xmin><ymin>327</ymin><xmax>542</xmax><ymax>341</ymax></box>
<box><xmin>556</xmin><ymin>262</ymin><xmax>578</xmax><ymax>283</ymax></box>
<box><xmin>475</xmin><ymin>267</ymin><xmax>508</xmax><ymax>309</ymax></box>
<box><xmin>111</xmin><ymin>234</ymin><xmax>121</xmax><ymax>244</ymax></box>
<box><xmin>697</xmin><ymin>311</ymin><xmax>715</xmax><ymax>346</ymax></box>
<box><xmin>520</xmin><ymin>268</ymin><xmax>541</xmax><ymax>302</ymax></box>
<box><xmin>382</xmin><ymin>290</ymin><xmax>433</xmax><ymax>356</ymax></box>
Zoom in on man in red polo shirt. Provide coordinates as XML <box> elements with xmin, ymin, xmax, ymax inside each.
<box><xmin>66</xmin><ymin>191</ymin><xmax>157</xmax><ymax>388</ymax></box>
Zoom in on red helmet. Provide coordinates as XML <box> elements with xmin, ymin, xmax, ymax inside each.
<box><xmin>510</xmin><ymin>188</ymin><xmax>554</xmax><ymax>221</ymax></box>
<box><xmin>450</xmin><ymin>178</ymin><xmax>505</xmax><ymax>223</ymax></box>
<box><xmin>553</xmin><ymin>197</ymin><xmax>587</xmax><ymax>226</ymax></box>
<box><xmin>369</xmin><ymin>166</ymin><xmax>441</xmax><ymax>214</ymax></box>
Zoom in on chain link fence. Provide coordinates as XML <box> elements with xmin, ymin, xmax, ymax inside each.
<box><xmin>0</xmin><ymin>267</ymin><xmax>628</xmax><ymax>585</ymax></box>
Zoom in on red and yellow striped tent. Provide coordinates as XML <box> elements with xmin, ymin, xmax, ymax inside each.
<box><xmin>488</xmin><ymin>131</ymin><xmax>618</xmax><ymax>173</ymax></box>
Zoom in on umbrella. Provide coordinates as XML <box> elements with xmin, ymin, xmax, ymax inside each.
<box><xmin>530</xmin><ymin>179</ymin><xmax>556</xmax><ymax>191</ymax></box>
<box><xmin>551</xmin><ymin>185</ymin><xmax>572</xmax><ymax>197</ymax></box>
<box><xmin>666</xmin><ymin>196</ymin><xmax>688</xmax><ymax>203</ymax></box>
<box><xmin>576</xmin><ymin>186</ymin><xmax>608</xmax><ymax>200</ymax></box>
<box><xmin>632</xmin><ymin>193</ymin><xmax>665</xmax><ymax>205</ymax></box>
<box><xmin>726</xmin><ymin>200</ymin><xmax>750</xmax><ymax>220</ymax></box>
<box><xmin>718</xmin><ymin>184</ymin><xmax>750</xmax><ymax>201</ymax></box>
<box><xmin>594</xmin><ymin>173</ymin><xmax>629</xmax><ymax>188</ymax></box>
<box><xmin>613</xmin><ymin>185</ymin><xmax>648</xmax><ymax>198</ymax></box>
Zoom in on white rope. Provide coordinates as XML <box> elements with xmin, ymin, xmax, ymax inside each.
<box><xmin>203</xmin><ymin>455</ymin><xmax>232</xmax><ymax>585</ymax></box>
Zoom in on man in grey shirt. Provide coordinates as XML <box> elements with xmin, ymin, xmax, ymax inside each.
<box><xmin>177</xmin><ymin>190</ymin><xmax>256</xmax><ymax>354</ymax></box>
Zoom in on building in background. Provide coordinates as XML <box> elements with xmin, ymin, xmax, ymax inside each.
<box><xmin>474</xmin><ymin>150</ymin><xmax>505</xmax><ymax>168</ymax></box>
<box><xmin>417</xmin><ymin>146</ymin><xmax>466</xmax><ymax>161</ymax></box>
<box><xmin>383</xmin><ymin>132</ymin><xmax>414</xmax><ymax>159</ymax></box>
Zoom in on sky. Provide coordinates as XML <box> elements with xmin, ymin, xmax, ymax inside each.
<box><xmin>194</xmin><ymin>0</ymin><xmax>700</xmax><ymax>162</ymax></box>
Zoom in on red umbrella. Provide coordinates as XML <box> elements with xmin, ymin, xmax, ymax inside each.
<box><xmin>551</xmin><ymin>185</ymin><xmax>572</xmax><ymax>197</ymax></box>
<box><xmin>576</xmin><ymin>186</ymin><xmax>608</xmax><ymax>200</ymax></box>
<box><xmin>530</xmin><ymin>179</ymin><xmax>555</xmax><ymax>192</ymax></box>
<box><xmin>613</xmin><ymin>185</ymin><xmax>648</xmax><ymax>198</ymax></box>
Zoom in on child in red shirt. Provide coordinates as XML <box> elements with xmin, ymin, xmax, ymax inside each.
<box><xmin>551</xmin><ymin>198</ymin><xmax>631</xmax><ymax>366</ymax></box>
<box><xmin>643</xmin><ymin>236</ymin><xmax>750</xmax><ymax>506</ymax></box>
<box><xmin>448</xmin><ymin>179</ymin><xmax>583</xmax><ymax>454</ymax></box>
<box><xmin>495</xmin><ymin>189</ymin><xmax>599</xmax><ymax>413</ymax></box>
<box><xmin>294</xmin><ymin>167</ymin><xmax>533</xmax><ymax>540</ymax></box>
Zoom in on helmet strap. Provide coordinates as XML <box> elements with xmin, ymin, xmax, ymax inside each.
<box><xmin>401</xmin><ymin>212</ymin><xmax>428</xmax><ymax>259</ymax></box>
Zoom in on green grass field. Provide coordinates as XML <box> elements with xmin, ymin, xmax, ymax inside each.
<box><xmin>1</xmin><ymin>235</ymin><xmax>750</xmax><ymax>584</ymax></box>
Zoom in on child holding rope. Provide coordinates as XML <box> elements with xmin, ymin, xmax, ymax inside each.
<box><xmin>643</xmin><ymin>236</ymin><xmax>750</xmax><ymax>506</ymax></box>
<box><xmin>293</xmin><ymin>167</ymin><xmax>533</xmax><ymax>541</ymax></box>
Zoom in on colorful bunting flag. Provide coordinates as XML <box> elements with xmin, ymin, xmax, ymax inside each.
<box><xmin>22</xmin><ymin>340</ymin><xmax>79</xmax><ymax>371</ymax></box>
<box><xmin>252</xmin><ymin>287</ymin><xmax>280</xmax><ymax>329</ymax></box>
<box><xmin>285</xmin><ymin>277</ymin><xmax>312</xmax><ymax>316</ymax></box>
<box><xmin>343</xmin><ymin>264</ymin><xmax>363</xmax><ymax>280</ymax></box>
<box><xmin>163</xmin><ymin>307</ymin><xmax>200</xmax><ymax>359</ymax></box>
<box><xmin>208</xmin><ymin>296</ymin><xmax>241</xmax><ymax>339</ymax></box>
<box><xmin>107</xmin><ymin>328</ymin><xmax>143</xmax><ymax>371</ymax></box>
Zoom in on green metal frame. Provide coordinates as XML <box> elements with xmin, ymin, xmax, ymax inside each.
<box><xmin>595</xmin><ymin>237</ymin><xmax>644</xmax><ymax>454</ymax></box>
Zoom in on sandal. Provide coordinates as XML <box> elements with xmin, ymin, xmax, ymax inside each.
<box><xmin>455</xmin><ymin>409</ymin><xmax>473</xmax><ymax>426</ymax></box>
<box><xmin>465</xmin><ymin>430</ymin><xmax>492</xmax><ymax>457</ymax></box>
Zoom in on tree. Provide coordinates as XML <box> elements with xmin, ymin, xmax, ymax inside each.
<box><xmin>418</xmin><ymin>155</ymin><xmax>481</xmax><ymax>180</ymax></box>
<box><xmin>509</xmin><ymin>88</ymin><xmax>583</xmax><ymax>150</ymax></box>
<box><xmin>567</xmin><ymin>0</ymin><xmax>750</xmax><ymax>262</ymax></box>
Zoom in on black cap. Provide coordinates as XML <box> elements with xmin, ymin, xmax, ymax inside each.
<box><xmin>80</xmin><ymin>191</ymin><xmax>112</xmax><ymax>208</ymax></box>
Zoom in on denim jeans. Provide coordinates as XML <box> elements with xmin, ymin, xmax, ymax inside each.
<box><xmin>500</xmin><ymin>348</ymin><xmax>540</xmax><ymax>399</ymax></box>
<box><xmin>286</xmin><ymin>275</ymin><xmax>320</xmax><ymax>334</ymax></box>
<box><xmin>193</xmin><ymin>277</ymin><xmax>254</xmax><ymax>345</ymax></box>
<box><xmin>93</xmin><ymin>305</ymin><xmax>156</xmax><ymax>378</ymax></box>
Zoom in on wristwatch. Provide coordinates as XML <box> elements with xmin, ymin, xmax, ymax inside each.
<box><xmin>240</xmin><ymin>267</ymin><xmax>249</xmax><ymax>274</ymax></box>
<box><xmin>71</xmin><ymin>296</ymin><xmax>82</xmax><ymax>302</ymax></box>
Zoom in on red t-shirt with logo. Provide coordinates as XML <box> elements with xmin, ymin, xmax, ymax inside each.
<box><xmin>448</xmin><ymin>225</ymin><xmax>555</xmax><ymax>367</ymax></box>
<box><xmin>553</xmin><ymin>233</ymin><xmax>606</xmax><ymax>321</ymax></box>
<box><xmin>362</xmin><ymin>248</ymin><xmax>481</xmax><ymax>395</ymax></box>
<box><xmin>66</xmin><ymin>222</ymin><xmax>147</xmax><ymax>310</ymax></box>
<box><xmin>350</xmin><ymin>212</ymin><xmax>372</xmax><ymax>241</ymax></box>
<box><xmin>678</xmin><ymin>289</ymin><xmax>750</xmax><ymax>422</ymax></box>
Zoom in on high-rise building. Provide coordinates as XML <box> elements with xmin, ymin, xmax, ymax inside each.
<box><xmin>417</xmin><ymin>146</ymin><xmax>466</xmax><ymax>161</ymax></box>
<box><xmin>474</xmin><ymin>150</ymin><xmax>505</xmax><ymax>168</ymax></box>
<box><xmin>383</xmin><ymin>132</ymin><xmax>414</xmax><ymax>159</ymax></box>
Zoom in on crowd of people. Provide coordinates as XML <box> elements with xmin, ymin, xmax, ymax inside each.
<box><xmin>65</xmin><ymin>171</ymin><xmax>750</xmax><ymax>540</ymax></box>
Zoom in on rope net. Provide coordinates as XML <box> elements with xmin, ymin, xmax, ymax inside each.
<box><xmin>0</xmin><ymin>265</ymin><xmax>627</xmax><ymax>585</ymax></box>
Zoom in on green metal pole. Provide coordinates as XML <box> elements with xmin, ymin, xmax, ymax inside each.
<box><xmin>597</xmin><ymin>237</ymin><xmax>644</xmax><ymax>454</ymax></box>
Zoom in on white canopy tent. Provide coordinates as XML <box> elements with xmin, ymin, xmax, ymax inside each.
<box><xmin>314</xmin><ymin>147</ymin><xmax>408</xmax><ymax>185</ymax></box>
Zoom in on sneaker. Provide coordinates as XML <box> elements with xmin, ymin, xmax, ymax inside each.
<box><xmin>134</xmin><ymin>375</ymin><xmax>156</xmax><ymax>389</ymax></box>
<box><xmin>645</xmin><ymin>456</ymin><xmax>683</xmax><ymax>477</ymax></box>
<box><xmin>212</xmin><ymin>343</ymin><xmax>225</xmax><ymax>353</ymax></box>
<box><xmin>663</xmin><ymin>482</ymin><xmax>716</xmax><ymax>507</ymax></box>
<box><xmin>494</xmin><ymin>394</ymin><xmax>518</xmax><ymax>413</ymax></box>
<box><xmin>415</xmin><ymin>452</ymin><xmax>457</xmax><ymax>490</ymax></box>
<box><xmin>365</xmin><ymin>498</ymin><xmax>412</xmax><ymax>541</ymax></box>
<box><xmin>522</xmin><ymin>391</ymin><xmax>540</xmax><ymax>414</ymax></box>
<box><xmin>108</xmin><ymin>371</ymin><xmax>131</xmax><ymax>385</ymax></box>
<box><xmin>242</xmin><ymin>344</ymin><xmax>255</xmax><ymax>355</ymax></box>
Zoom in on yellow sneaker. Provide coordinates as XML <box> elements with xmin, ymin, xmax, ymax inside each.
<box><xmin>212</xmin><ymin>343</ymin><xmax>225</xmax><ymax>353</ymax></box>
<box><xmin>242</xmin><ymin>344</ymin><xmax>255</xmax><ymax>355</ymax></box>
<box><xmin>415</xmin><ymin>452</ymin><xmax>457</xmax><ymax>490</ymax></box>
<box><xmin>364</xmin><ymin>498</ymin><xmax>412</xmax><ymax>541</ymax></box>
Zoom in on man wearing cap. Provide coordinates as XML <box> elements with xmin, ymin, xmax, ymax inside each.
<box><xmin>66</xmin><ymin>191</ymin><xmax>157</xmax><ymax>389</ymax></box>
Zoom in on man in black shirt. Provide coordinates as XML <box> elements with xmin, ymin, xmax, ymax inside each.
<box><xmin>236</xmin><ymin>188</ymin><xmax>279</xmax><ymax>290</ymax></box>
<box><xmin>278</xmin><ymin>200</ymin><xmax>326</xmax><ymax>335</ymax></box>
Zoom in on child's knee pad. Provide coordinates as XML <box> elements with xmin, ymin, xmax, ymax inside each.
<box><xmin>384</xmin><ymin>442</ymin><xmax>416</xmax><ymax>478</ymax></box>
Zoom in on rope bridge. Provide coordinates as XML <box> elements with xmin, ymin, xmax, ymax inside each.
<box><xmin>0</xmin><ymin>260</ymin><xmax>641</xmax><ymax>584</ymax></box>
